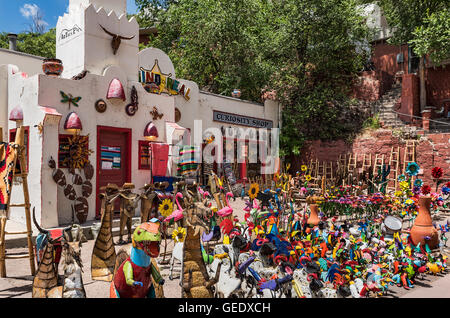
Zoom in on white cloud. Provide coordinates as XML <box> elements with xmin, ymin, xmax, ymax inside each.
<box><xmin>20</xmin><ymin>3</ymin><xmax>49</xmax><ymax>31</ymax></box>
<box><xmin>20</xmin><ymin>4</ymin><xmax>39</xmax><ymax>18</ymax></box>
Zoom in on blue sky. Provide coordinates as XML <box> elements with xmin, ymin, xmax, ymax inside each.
<box><xmin>0</xmin><ymin>0</ymin><xmax>139</xmax><ymax>34</ymax></box>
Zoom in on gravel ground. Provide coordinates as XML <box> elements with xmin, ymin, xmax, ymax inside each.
<box><xmin>0</xmin><ymin>198</ymin><xmax>448</xmax><ymax>298</ymax></box>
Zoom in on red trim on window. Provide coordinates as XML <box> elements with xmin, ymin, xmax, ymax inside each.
<box><xmin>9</xmin><ymin>126</ymin><xmax>29</xmax><ymax>172</ymax></box>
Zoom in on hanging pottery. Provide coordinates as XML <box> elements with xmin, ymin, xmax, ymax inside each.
<box><xmin>64</xmin><ymin>184</ymin><xmax>77</xmax><ymax>201</ymax></box>
<box><xmin>82</xmin><ymin>180</ymin><xmax>93</xmax><ymax>198</ymax></box>
<box><xmin>95</xmin><ymin>99</ymin><xmax>107</xmax><ymax>113</ymax></box>
<box><xmin>72</xmin><ymin>173</ymin><xmax>83</xmax><ymax>185</ymax></box>
<box><xmin>84</xmin><ymin>163</ymin><xmax>94</xmax><ymax>180</ymax></box>
<box><xmin>52</xmin><ymin>169</ymin><xmax>66</xmax><ymax>187</ymax></box>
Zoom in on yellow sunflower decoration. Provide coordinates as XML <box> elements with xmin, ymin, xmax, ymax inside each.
<box><xmin>158</xmin><ymin>199</ymin><xmax>173</xmax><ymax>218</ymax></box>
<box><xmin>172</xmin><ymin>227</ymin><xmax>186</xmax><ymax>243</ymax></box>
<box><xmin>399</xmin><ymin>181</ymin><xmax>409</xmax><ymax>192</ymax></box>
<box><xmin>305</xmin><ymin>175</ymin><xmax>312</xmax><ymax>182</ymax></box>
<box><xmin>301</xmin><ymin>165</ymin><xmax>308</xmax><ymax>172</ymax></box>
<box><xmin>248</xmin><ymin>183</ymin><xmax>260</xmax><ymax>200</ymax></box>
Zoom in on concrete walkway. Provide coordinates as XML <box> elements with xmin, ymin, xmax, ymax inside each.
<box><xmin>400</xmin><ymin>273</ymin><xmax>450</xmax><ymax>298</ymax></box>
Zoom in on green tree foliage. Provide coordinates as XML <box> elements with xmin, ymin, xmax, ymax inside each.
<box><xmin>138</xmin><ymin>0</ymin><xmax>274</xmax><ymax>102</ymax></box>
<box><xmin>409</xmin><ymin>8</ymin><xmax>450</xmax><ymax>65</ymax></box>
<box><xmin>375</xmin><ymin>0</ymin><xmax>449</xmax><ymax>109</ymax></box>
<box><xmin>268</xmin><ymin>0</ymin><xmax>372</xmax><ymax>156</ymax></box>
<box><xmin>0</xmin><ymin>29</ymin><xmax>56</xmax><ymax>58</ymax></box>
<box><xmin>376</xmin><ymin>0</ymin><xmax>448</xmax><ymax>54</ymax></box>
<box><xmin>138</xmin><ymin>0</ymin><xmax>372</xmax><ymax>156</ymax></box>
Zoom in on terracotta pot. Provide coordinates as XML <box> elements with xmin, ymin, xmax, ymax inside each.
<box><xmin>307</xmin><ymin>204</ymin><xmax>320</xmax><ymax>227</ymax></box>
<box><xmin>410</xmin><ymin>196</ymin><xmax>439</xmax><ymax>249</ymax></box>
<box><xmin>42</xmin><ymin>58</ymin><xmax>63</xmax><ymax>77</ymax></box>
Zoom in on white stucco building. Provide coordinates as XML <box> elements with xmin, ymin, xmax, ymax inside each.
<box><xmin>0</xmin><ymin>0</ymin><xmax>280</xmax><ymax>228</ymax></box>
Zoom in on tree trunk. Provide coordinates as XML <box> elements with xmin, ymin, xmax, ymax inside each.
<box><xmin>419</xmin><ymin>56</ymin><xmax>427</xmax><ymax>111</ymax></box>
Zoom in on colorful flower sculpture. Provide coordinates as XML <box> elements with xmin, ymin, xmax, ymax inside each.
<box><xmin>158</xmin><ymin>199</ymin><xmax>173</xmax><ymax>218</ymax></box>
<box><xmin>405</xmin><ymin>162</ymin><xmax>420</xmax><ymax>177</ymax></box>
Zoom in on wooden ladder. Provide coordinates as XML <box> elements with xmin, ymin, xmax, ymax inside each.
<box><xmin>373</xmin><ymin>154</ymin><xmax>385</xmax><ymax>176</ymax></box>
<box><xmin>309</xmin><ymin>159</ymin><xmax>319</xmax><ymax>179</ymax></box>
<box><xmin>348</xmin><ymin>153</ymin><xmax>357</xmax><ymax>174</ymax></box>
<box><xmin>387</xmin><ymin>147</ymin><xmax>400</xmax><ymax>193</ymax></box>
<box><xmin>325</xmin><ymin>162</ymin><xmax>333</xmax><ymax>181</ymax></box>
<box><xmin>338</xmin><ymin>154</ymin><xmax>348</xmax><ymax>173</ymax></box>
<box><xmin>317</xmin><ymin>161</ymin><xmax>325</xmax><ymax>179</ymax></box>
<box><xmin>403</xmin><ymin>140</ymin><xmax>417</xmax><ymax>173</ymax></box>
<box><xmin>0</xmin><ymin>126</ymin><xmax>36</xmax><ymax>277</ymax></box>
<box><xmin>362</xmin><ymin>153</ymin><xmax>372</xmax><ymax>173</ymax></box>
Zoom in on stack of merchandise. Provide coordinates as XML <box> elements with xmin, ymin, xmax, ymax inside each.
<box><xmin>177</xmin><ymin>145</ymin><xmax>199</xmax><ymax>177</ymax></box>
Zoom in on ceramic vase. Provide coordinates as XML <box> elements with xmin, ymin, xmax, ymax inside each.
<box><xmin>307</xmin><ymin>204</ymin><xmax>320</xmax><ymax>227</ymax></box>
<box><xmin>42</xmin><ymin>58</ymin><xmax>63</xmax><ymax>76</ymax></box>
<box><xmin>410</xmin><ymin>196</ymin><xmax>439</xmax><ymax>249</ymax></box>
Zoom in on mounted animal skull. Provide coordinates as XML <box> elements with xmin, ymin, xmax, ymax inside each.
<box><xmin>99</xmin><ymin>24</ymin><xmax>135</xmax><ymax>55</ymax></box>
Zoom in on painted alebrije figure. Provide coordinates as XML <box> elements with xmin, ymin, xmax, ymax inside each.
<box><xmin>110</xmin><ymin>219</ymin><xmax>164</xmax><ymax>298</ymax></box>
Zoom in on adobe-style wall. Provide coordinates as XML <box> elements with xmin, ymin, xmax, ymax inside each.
<box><xmin>426</xmin><ymin>65</ymin><xmax>450</xmax><ymax>112</ymax></box>
<box><xmin>352</xmin><ymin>70</ymin><xmax>393</xmax><ymax>101</ymax></box>
<box><xmin>294</xmin><ymin>129</ymin><xmax>450</xmax><ymax>187</ymax></box>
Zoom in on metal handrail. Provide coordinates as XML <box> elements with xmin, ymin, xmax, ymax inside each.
<box><xmin>379</xmin><ymin>107</ymin><xmax>450</xmax><ymax>127</ymax></box>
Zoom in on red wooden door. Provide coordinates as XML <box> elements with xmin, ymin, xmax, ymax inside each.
<box><xmin>96</xmin><ymin>126</ymin><xmax>132</xmax><ymax>218</ymax></box>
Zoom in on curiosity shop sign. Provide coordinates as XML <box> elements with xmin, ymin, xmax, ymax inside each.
<box><xmin>139</xmin><ymin>60</ymin><xmax>191</xmax><ymax>101</ymax></box>
<box><xmin>213</xmin><ymin>110</ymin><xmax>273</xmax><ymax>128</ymax></box>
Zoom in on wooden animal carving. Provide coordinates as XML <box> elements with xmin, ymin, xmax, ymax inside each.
<box><xmin>117</xmin><ymin>184</ymin><xmax>141</xmax><ymax>244</ymax></box>
<box><xmin>91</xmin><ymin>189</ymin><xmax>120</xmax><ymax>281</ymax></box>
<box><xmin>99</xmin><ymin>25</ymin><xmax>135</xmax><ymax>55</ymax></box>
<box><xmin>32</xmin><ymin>208</ymin><xmax>83</xmax><ymax>298</ymax></box>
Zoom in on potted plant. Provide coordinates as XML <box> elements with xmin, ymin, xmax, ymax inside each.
<box><xmin>42</xmin><ymin>58</ymin><xmax>64</xmax><ymax>77</ymax></box>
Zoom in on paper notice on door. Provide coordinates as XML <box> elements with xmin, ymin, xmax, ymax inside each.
<box><xmin>102</xmin><ymin>161</ymin><xmax>113</xmax><ymax>170</ymax></box>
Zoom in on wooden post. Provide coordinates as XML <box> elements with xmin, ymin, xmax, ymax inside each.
<box><xmin>0</xmin><ymin>127</ymin><xmax>35</xmax><ymax>277</ymax></box>
<box><xmin>15</xmin><ymin>127</ymin><xmax>36</xmax><ymax>276</ymax></box>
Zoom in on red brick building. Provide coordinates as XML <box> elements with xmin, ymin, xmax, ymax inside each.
<box><xmin>355</xmin><ymin>4</ymin><xmax>450</xmax><ymax>121</ymax></box>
